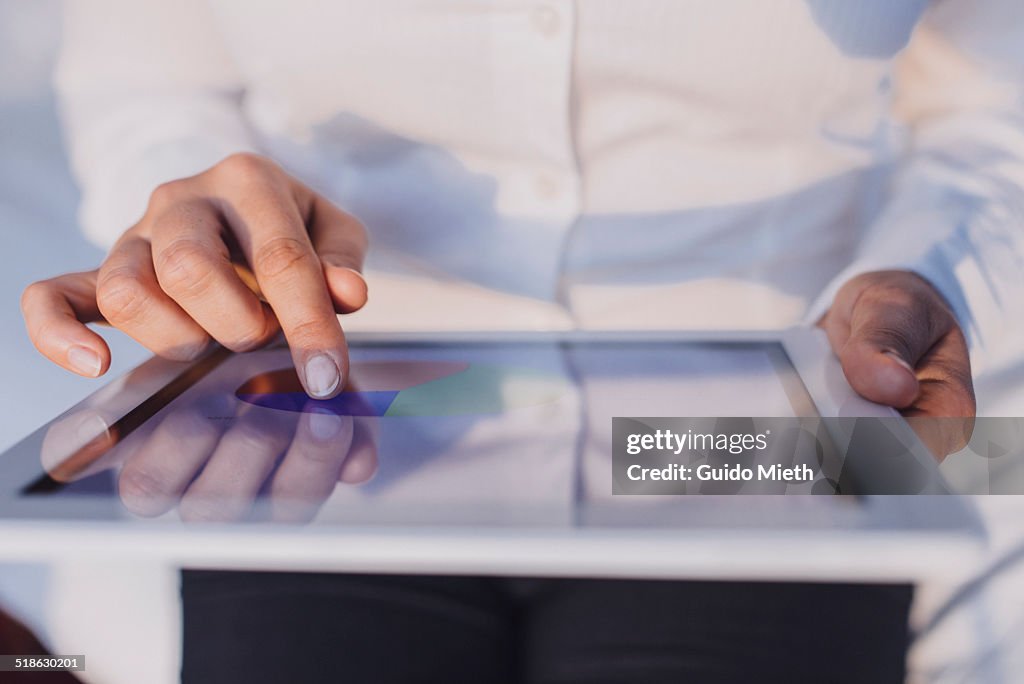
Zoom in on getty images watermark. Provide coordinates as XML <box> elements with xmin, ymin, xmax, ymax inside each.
<box><xmin>612</xmin><ymin>417</ymin><xmax>1024</xmax><ymax>495</ymax></box>
<box><xmin>623</xmin><ymin>426</ymin><xmax>814</xmax><ymax>484</ymax></box>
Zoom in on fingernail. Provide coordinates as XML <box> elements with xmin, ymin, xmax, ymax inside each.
<box><xmin>883</xmin><ymin>351</ymin><xmax>916</xmax><ymax>374</ymax></box>
<box><xmin>304</xmin><ymin>353</ymin><xmax>341</xmax><ymax>398</ymax></box>
<box><xmin>308</xmin><ymin>409</ymin><xmax>343</xmax><ymax>442</ymax></box>
<box><xmin>68</xmin><ymin>346</ymin><xmax>101</xmax><ymax>377</ymax></box>
<box><xmin>75</xmin><ymin>412</ymin><xmax>109</xmax><ymax>443</ymax></box>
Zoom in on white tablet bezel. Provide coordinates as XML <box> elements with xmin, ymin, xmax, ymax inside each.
<box><xmin>0</xmin><ymin>328</ymin><xmax>985</xmax><ymax>582</ymax></box>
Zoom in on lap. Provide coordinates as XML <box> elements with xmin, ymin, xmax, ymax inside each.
<box><xmin>519</xmin><ymin>578</ymin><xmax>912</xmax><ymax>684</ymax></box>
<box><xmin>181</xmin><ymin>571</ymin><xmax>515</xmax><ymax>684</ymax></box>
<box><xmin>181</xmin><ymin>571</ymin><xmax>912</xmax><ymax>684</ymax></box>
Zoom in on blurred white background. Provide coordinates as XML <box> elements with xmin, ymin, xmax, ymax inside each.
<box><xmin>0</xmin><ymin>1</ymin><xmax>149</xmax><ymax>451</ymax></box>
<box><xmin>0</xmin><ymin>0</ymin><xmax>151</xmax><ymax>662</ymax></box>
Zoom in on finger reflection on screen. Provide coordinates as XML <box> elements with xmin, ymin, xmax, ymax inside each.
<box><xmin>41</xmin><ymin>384</ymin><xmax>379</xmax><ymax>524</ymax></box>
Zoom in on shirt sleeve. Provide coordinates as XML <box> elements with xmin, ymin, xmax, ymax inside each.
<box><xmin>55</xmin><ymin>0</ymin><xmax>257</xmax><ymax>249</ymax></box>
<box><xmin>806</xmin><ymin>0</ymin><xmax>1024</xmax><ymax>368</ymax></box>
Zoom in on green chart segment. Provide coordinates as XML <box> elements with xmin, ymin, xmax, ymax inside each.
<box><xmin>235</xmin><ymin>360</ymin><xmax>569</xmax><ymax>417</ymax></box>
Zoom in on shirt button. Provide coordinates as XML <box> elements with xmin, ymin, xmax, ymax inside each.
<box><xmin>531</xmin><ymin>5</ymin><xmax>561</xmax><ymax>36</ymax></box>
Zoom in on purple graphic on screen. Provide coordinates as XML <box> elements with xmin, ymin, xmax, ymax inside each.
<box><xmin>234</xmin><ymin>361</ymin><xmax>470</xmax><ymax>416</ymax></box>
<box><xmin>236</xmin><ymin>389</ymin><xmax>400</xmax><ymax>416</ymax></box>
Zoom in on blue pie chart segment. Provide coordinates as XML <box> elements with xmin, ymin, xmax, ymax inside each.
<box><xmin>235</xmin><ymin>360</ymin><xmax>568</xmax><ymax>417</ymax></box>
<box><xmin>237</xmin><ymin>388</ymin><xmax>400</xmax><ymax>416</ymax></box>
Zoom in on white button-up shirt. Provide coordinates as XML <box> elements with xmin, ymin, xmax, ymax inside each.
<box><xmin>56</xmin><ymin>1</ymin><xmax>1024</xmax><ymax>368</ymax></box>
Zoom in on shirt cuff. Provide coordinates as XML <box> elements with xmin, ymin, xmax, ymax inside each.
<box><xmin>802</xmin><ymin>212</ymin><xmax>978</xmax><ymax>351</ymax></box>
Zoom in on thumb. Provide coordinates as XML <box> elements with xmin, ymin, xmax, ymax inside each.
<box><xmin>827</xmin><ymin>280</ymin><xmax>950</xmax><ymax>408</ymax></box>
<box><xmin>840</xmin><ymin>332</ymin><xmax>920</xmax><ymax>408</ymax></box>
<box><xmin>323</xmin><ymin>266</ymin><xmax>368</xmax><ymax>315</ymax></box>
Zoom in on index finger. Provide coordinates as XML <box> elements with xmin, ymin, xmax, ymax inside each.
<box><xmin>216</xmin><ymin>170</ymin><xmax>349</xmax><ymax>399</ymax></box>
<box><xmin>21</xmin><ymin>271</ymin><xmax>112</xmax><ymax>377</ymax></box>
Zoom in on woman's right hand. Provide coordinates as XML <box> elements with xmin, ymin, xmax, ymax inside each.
<box><xmin>21</xmin><ymin>153</ymin><xmax>369</xmax><ymax>399</ymax></box>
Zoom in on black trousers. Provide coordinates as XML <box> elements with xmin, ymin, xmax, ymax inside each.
<box><xmin>181</xmin><ymin>571</ymin><xmax>913</xmax><ymax>684</ymax></box>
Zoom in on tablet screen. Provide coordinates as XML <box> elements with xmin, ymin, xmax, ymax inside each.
<box><xmin>0</xmin><ymin>339</ymin><xmax>856</xmax><ymax>527</ymax></box>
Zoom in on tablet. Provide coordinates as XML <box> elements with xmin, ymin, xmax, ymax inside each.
<box><xmin>0</xmin><ymin>329</ymin><xmax>983</xmax><ymax>582</ymax></box>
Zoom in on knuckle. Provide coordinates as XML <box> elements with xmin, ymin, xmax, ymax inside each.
<box><xmin>216</xmin><ymin>306</ymin><xmax>275</xmax><ymax>353</ymax></box>
<box><xmin>215</xmin><ymin>152</ymin><xmax>273</xmax><ymax>181</ymax></box>
<box><xmin>148</xmin><ymin>179</ymin><xmax>188</xmax><ymax>210</ymax></box>
<box><xmin>20</xmin><ymin>280</ymin><xmax>52</xmax><ymax>310</ymax></box>
<box><xmin>95</xmin><ymin>267</ymin><xmax>149</xmax><ymax>323</ymax></box>
<box><xmin>254</xmin><ymin>236</ymin><xmax>313</xmax><ymax>279</ymax></box>
<box><xmin>156</xmin><ymin>239</ymin><xmax>216</xmax><ymax>297</ymax></box>
<box><xmin>221</xmin><ymin>324</ymin><xmax>272</xmax><ymax>353</ymax></box>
